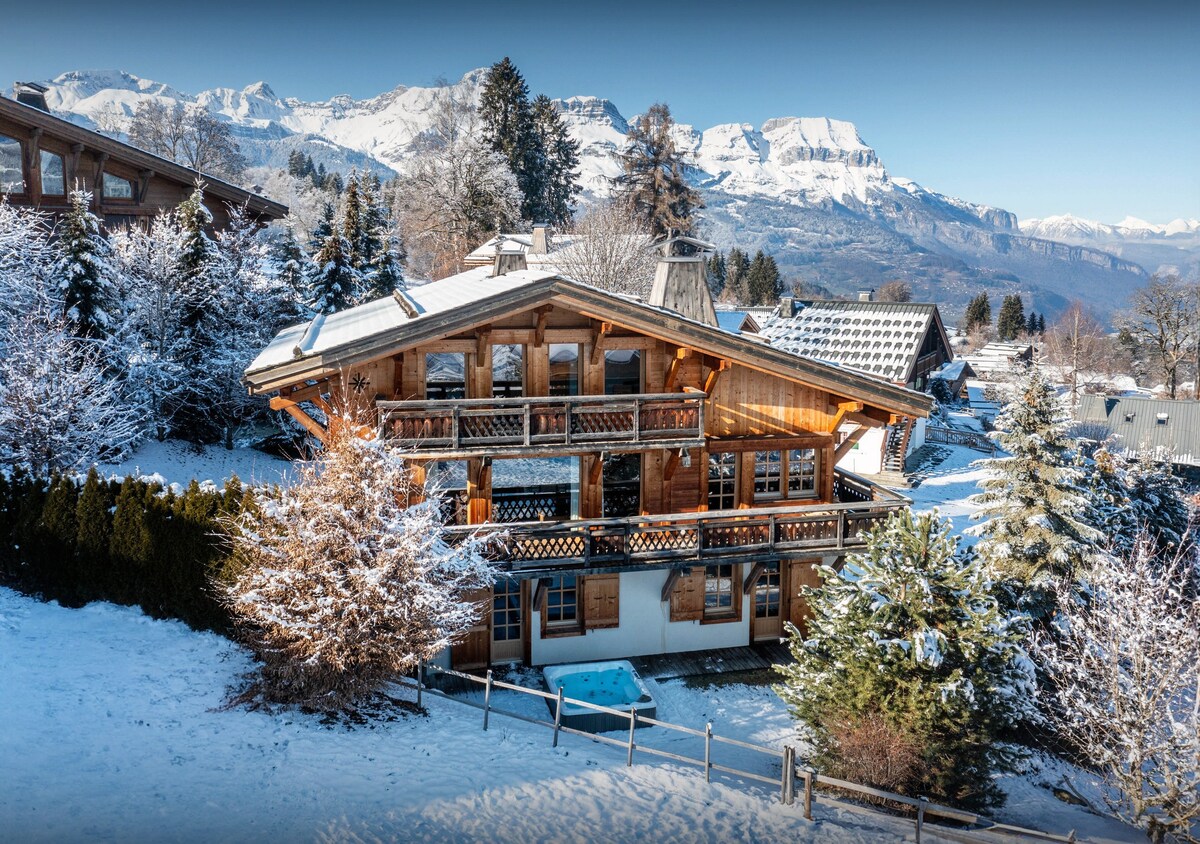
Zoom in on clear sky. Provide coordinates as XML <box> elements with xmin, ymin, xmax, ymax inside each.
<box><xmin>3</xmin><ymin>0</ymin><xmax>1196</xmax><ymax>223</ymax></box>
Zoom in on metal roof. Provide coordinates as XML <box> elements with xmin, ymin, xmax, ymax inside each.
<box><xmin>1076</xmin><ymin>395</ymin><xmax>1200</xmax><ymax>467</ymax></box>
<box><xmin>760</xmin><ymin>299</ymin><xmax>946</xmax><ymax>384</ymax></box>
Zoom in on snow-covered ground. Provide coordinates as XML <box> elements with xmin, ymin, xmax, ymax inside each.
<box><xmin>96</xmin><ymin>438</ymin><xmax>293</xmax><ymax>489</ymax></box>
<box><xmin>0</xmin><ymin>444</ymin><xmax>1140</xmax><ymax>843</ymax></box>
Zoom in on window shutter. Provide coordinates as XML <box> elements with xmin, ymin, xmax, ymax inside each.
<box><xmin>669</xmin><ymin>568</ymin><xmax>705</xmax><ymax>622</ymax></box>
<box><xmin>583</xmin><ymin>574</ymin><xmax>620</xmax><ymax>629</ymax></box>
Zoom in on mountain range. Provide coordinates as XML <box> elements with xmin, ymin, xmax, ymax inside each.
<box><xmin>35</xmin><ymin>69</ymin><xmax>1199</xmax><ymax>321</ymax></box>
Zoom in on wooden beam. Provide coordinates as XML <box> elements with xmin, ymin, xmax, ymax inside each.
<box><xmin>534</xmin><ymin>305</ymin><xmax>551</xmax><ymax>347</ymax></box>
<box><xmin>269</xmin><ymin>397</ymin><xmax>329</xmax><ymax>445</ymax></box>
<box><xmin>663</xmin><ymin>448</ymin><xmax>681</xmax><ymax>482</ymax></box>
<box><xmin>660</xmin><ymin>568</ymin><xmax>683</xmax><ymax>602</ymax></box>
<box><xmin>589</xmin><ymin>454</ymin><xmax>604</xmax><ymax>485</ymax></box>
<box><xmin>835</xmin><ymin>425</ymin><xmax>870</xmax><ymax>460</ymax></box>
<box><xmin>826</xmin><ymin>400</ymin><xmax>864</xmax><ymax>434</ymax></box>
<box><xmin>68</xmin><ymin>143</ymin><xmax>84</xmax><ymax>187</ymax></box>
<box><xmin>476</xmin><ymin>324</ymin><xmax>492</xmax><ymax>360</ymax></box>
<box><xmin>423</xmin><ymin>339</ymin><xmax>477</xmax><ymax>353</ymax></box>
<box><xmin>476</xmin><ymin>458</ymin><xmax>492</xmax><ymax>491</ymax></box>
<box><xmin>664</xmin><ymin>348</ymin><xmax>692</xmax><ymax>392</ymax></box>
<box><xmin>590</xmin><ymin>321</ymin><xmax>613</xmax><ymax>365</ymax></box>
<box><xmin>703</xmin><ymin>358</ymin><xmax>731</xmax><ymax>395</ymax></box>
<box><xmin>743</xmin><ymin>562</ymin><xmax>767</xmax><ymax>592</ymax></box>
<box><xmin>137</xmin><ymin>169</ymin><xmax>154</xmax><ymax>204</ymax></box>
<box><xmin>281</xmin><ymin>379</ymin><xmax>332</xmax><ymax>404</ymax></box>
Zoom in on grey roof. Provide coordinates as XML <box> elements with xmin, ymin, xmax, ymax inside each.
<box><xmin>1076</xmin><ymin>395</ymin><xmax>1200</xmax><ymax>467</ymax></box>
<box><xmin>760</xmin><ymin>299</ymin><xmax>945</xmax><ymax>384</ymax></box>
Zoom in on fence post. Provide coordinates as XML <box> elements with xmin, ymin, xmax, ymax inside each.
<box><xmin>416</xmin><ymin>659</ymin><xmax>423</xmax><ymax>709</ymax></box>
<box><xmin>916</xmin><ymin>795</ymin><xmax>927</xmax><ymax>843</ymax></box>
<box><xmin>552</xmin><ymin>687</ymin><xmax>564</xmax><ymax>747</ymax></box>
<box><xmin>482</xmin><ymin>669</ymin><xmax>493</xmax><ymax>731</ymax></box>
<box><xmin>626</xmin><ymin>710</ymin><xmax>637</xmax><ymax>766</ymax></box>
<box><xmin>803</xmin><ymin>769</ymin><xmax>813</xmax><ymax>821</ymax></box>
<box><xmin>704</xmin><ymin>722</ymin><xmax>712</xmax><ymax>783</ymax></box>
<box><xmin>780</xmin><ymin>745</ymin><xmax>793</xmax><ymax>805</ymax></box>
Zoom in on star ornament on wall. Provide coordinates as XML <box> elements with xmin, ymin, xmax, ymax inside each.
<box><xmin>350</xmin><ymin>373</ymin><xmax>371</xmax><ymax>395</ymax></box>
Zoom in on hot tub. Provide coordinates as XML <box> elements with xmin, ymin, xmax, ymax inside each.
<box><xmin>542</xmin><ymin>660</ymin><xmax>657</xmax><ymax>733</ymax></box>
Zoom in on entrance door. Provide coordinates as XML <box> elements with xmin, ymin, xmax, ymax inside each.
<box><xmin>785</xmin><ymin>560</ymin><xmax>824</xmax><ymax>638</ymax></box>
<box><xmin>752</xmin><ymin>562</ymin><xmax>783</xmax><ymax>641</ymax></box>
<box><xmin>451</xmin><ymin>587</ymin><xmax>492</xmax><ymax>670</ymax></box>
<box><xmin>491</xmin><ymin>578</ymin><xmax>524</xmax><ymax>664</ymax></box>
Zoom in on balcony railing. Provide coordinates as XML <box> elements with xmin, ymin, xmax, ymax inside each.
<box><xmin>377</xmin><ymin>392</ymin><xmax>706</xmax><ymax>458</ymax></box>
<box><xmin>443</xmin><ymin>469</ymin><xmax>909</xmax><ymax>573</ymax></box>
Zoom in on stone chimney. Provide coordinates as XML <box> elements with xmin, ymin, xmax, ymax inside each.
<box><xmin>13</xmin><ymin>81</ymin><xmax>49</xmax><ymax>112</ymax></box>
<box><xmin>530</xmin><ymin>223</ymin><xmax>549</xmax><ymax>255</ymax></box>
<box><xmin>492</xmin><ymin>247</ymin><xmax>527</xmax><ymax>276</ymax></box>
<box><xmin>779</xmin><ymin>295</ymin><xmax>795</xmax><ymax>318</ymax></box>
<box><xmin>857</xmin><ymin>288</ymin><xmax>875</xmax><ymax>302</ymax></box>
<box><xmin>648</xmin><ymin>236</ymin><xmax>717</xmax><ymax>326</ymax></box>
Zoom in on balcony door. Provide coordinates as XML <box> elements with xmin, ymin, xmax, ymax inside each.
<box><xmin>491</xmin><ymin>577</ymin><xmax>524</xmax><ymax>663</ymax></box>
<box><xmin>752</xmin><ymin>562</ymin><xmax>783</xmax><ymax>641</ymax></box>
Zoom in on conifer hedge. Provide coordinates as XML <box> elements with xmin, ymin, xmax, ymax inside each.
<box><xmin>0</xmin><ymin>468</ymin><xmax>249</xmax><ymax>632</ymax></box>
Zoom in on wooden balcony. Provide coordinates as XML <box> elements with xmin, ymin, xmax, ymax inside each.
<box><xmin>377</xmin><ymin>392</ymin><xmax>706</xmax><ymax>459</ymax></box>
<box><xmin>443</xmin><ymin>469</ymin><xmax>910</xmax><ymax>575</ymax></box>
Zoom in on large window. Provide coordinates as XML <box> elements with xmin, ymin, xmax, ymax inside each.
<box><xmin>548</xmin><ymin>343</ymin><xmax>579</xmax><ymax>396</ymax></box>
<box><xmin>40</xmin><ymin>150</ymin><xmax>64</xmax><ymax>196</ymax></box>
<box><xmin>754</xmin><ymin>449</ymin><xmax>819</xmax><ymax>503</ymax></box>
<box><xmin>602</xmin><ymin>452</ymin><xmax>640</xmax><ymax>518</ymax></box>
<box><xmin>492</xmin><ymin>457</ymin><xmax>580</xmax><ymax>522</ymax></box>
<box><xmin>544</xmin><ymin>576</ymin><xmax>578</xmax><ymax>626</ymax></box>
<box><xmin>426</xmin><ymin>352</ymin><xmax>465</xmax><ymax>399</ymax></box>
<box><xmin>102</xmin><ymin>171</ymin><xmax>134</xmax><ymax>200</ymax></box>
<box><xmin>704</xmin><ymin>564</ymin><xmax>738</xmax><ymax>620</ymax></box>
<box><xmin>707</xmin><ymin>451</ymin><xmax>737</xmax><ymax>511</ymax></box>
<box><xmin>430</xmin><ymin>460</ymin><xmax>468</xmax><ymax>525</ymax></box>
<box><xmin>604</xmin><ymin>348</ymin><xmax>641</xmax><ymax>395</ymax></box>
<box><xmin>0</xmin><ymin>134</ymin><xmax>23</xmax><ymax>194</ymax></box>
<box><xmin>491</xmin><ymin>344</ymin><xmax>523</xmax><ymax>398</ymax></box>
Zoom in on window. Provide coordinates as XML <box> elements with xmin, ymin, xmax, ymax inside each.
<box><xmin>704</xmin><ymin>564</ymin><xmax>737</xmax><ymax>620</ymax></box>
<box><xmin>602</xmin><ymin>452</ymin><xmax>640</xmax><ymax>517</ymax></box>
<box><xmin>544</xmin><ymin>576</ymin><xmax>578</xmax><ymax>626</ymax></box>
<box><xmin>102</xmin><ymin>172</ymin><xmax>134</xmax><ymax>200</ymax></box>
<box><xmin>493</xmin><ymin>579</ymin><xmax>522</xmax><ymax>641</ymax></box>
<box><xmin>707</xmin><ymin>451</ymin><xmax>737</xmax><ymax>511</ymax></box>
<box><xmin>755</xmin><ymin>563</ymin><xmax>781</xmax><ymax>619</ymax></box>
<box><xmin>548</xmin><ymin>343</ymin><xmax>579</xmax><ymax>396</ymax></box>
<box><xmin>753</xmin><ymin>451</ymin><xmax>783</xmax><ymax>500</ymax></box>
<box><xmin>755</xmin><ymin>449</ymin><xmax>819</xmax><ymax>503</ymax></box>
<box><xmin>40</xmin><ymin>150</ymin><xmax>64</xmax><ymax>196</ymax></box>
<box><xmin>492</xmin><ymin>457</ymin><xmax>580</xmax><ymax>522</ymax></box>
<box><xmin>492</xmin><ymin>344</ymin><xmax>523</xmax><ymax>397</ymax></box>
<box><xmin>425</xmin><ymin>352</ymin><xmax>465</xmax><ymax>399</ymax></box>
<box><xmin>604</xmin><ymin>348</ymin><xmax>641</xmax><ymax>395</ymax></box>
<box><xmin>0</xmin><ymin>134</ymin><xmax>23</xmax><ymax>194</ymax></box>
<box><xmin>430</xmin><ymin>460</ymin><xmax>468</xmax><ymax>525</ymax></box>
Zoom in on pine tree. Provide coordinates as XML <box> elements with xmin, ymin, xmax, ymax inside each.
<box><xmin>723</xmin><ymin>248</ymin><xmax>751</xmax><ymax>303</ymax></box>
<box><xmin>775</xmin><ymin>510</ymin><xmax>1036</xmax><ymax>810</ymax></box>
<box><xmin>530</xmin><ymin>94</ymin><xmax>581</xmax><ymax>226</ymax></box>
<box><xmin>746</xmin><ymin>250</ymin><xmax>783</xmax><ymax>306</ymax></box>
<box><xmin>1123</xmin><ymin>450</ymin><xmax>1192</xmax><ymax>554</ymax></box>
<box><xmin>309</xmin><ymin>227</ymin><xmax>360</xmax><ymax>314</ymax></box>
<box><xmin>1036</xmin><ymin>313</ymin><xmax>1046</xmax><ymax>333</ymax></box>
<box><xmin>612</xmin><ymin>102</ymin><xmax>703</xmax><ymax>239</ymax></box>
<box><xmin>40</xmin><ymin>474</ymin><xmax>81</xmax><ymax>603</ymax></box>
<box><xmin>996</xmin><ymin>294</ymin><xmax>1026</xmax><ymax>342</ymax></box>
<box><xmin>968</xmin><ymin>366</ymin><xmax>1103</xmax><ymax>603</ymax></box>
<box><xmin>1026</xmin><ymin>311</ymin><xmax>1039</xmax><ymax>335</ymax></box>
<box><xmin>963</xmin><ymin>293</ymin><xmax>992</xmax><ymax>333</ymax></box>
<box><xmin>707</xmin><ymin>251</ymin><xmax>726</xmax><ymax>298</ymax></box>
<box><xmin>310</xmin><ymin>202</ymin><xmax>335</xmax><ymax>254</ymax></box>
<box><xmin>109</xmin><ymin>478</ymin><xmax>153</xmax><ymax>605</ymax></box>
<box><xmin>76</xmin><ymin>467</ymin><xmax>114</xmax><ymax>600</ymax></box>
<box><xmin>272</xmin><ymin>224</ymin><xmax>308</xmax><ymax>305</ymax></box>
<box><xmin>340</xmin><ymin>170</ymin><xmax>367</xmax><ymax>270</ymax></box>
<box><xmin>57</xmin><ymin>189</ymin><xmax>116</xmax><ymax>339</ymax></box>
<box><xmin>479</xmin><ymin>57</ymin><xmax>542</xmax><ymax>226</ymax></box>
<box><xmin>176</xmin><ymin>185</ymin><xmax>219</xmax><ymax>334</ymax></box>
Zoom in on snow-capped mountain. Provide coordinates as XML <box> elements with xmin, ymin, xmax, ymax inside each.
<box><xmin>34</xmin><ymin>68</ymin><xmax>1167</xmax><ymax>318</ymax></box>
<box><xmin>1021</xmin><ymin>214</ymin><xmax>1200</xmax><ymax>282</ymax></box>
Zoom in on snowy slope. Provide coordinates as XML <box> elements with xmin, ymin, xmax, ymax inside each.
<box><xmin>1020</xmin><ymin>214</ymin><xmax>1200</xmax><ymax>281</ymax></box>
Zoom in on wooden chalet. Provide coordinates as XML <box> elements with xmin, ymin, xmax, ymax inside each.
<box><xmin>244</xmin><ymin>244</ymin><xmax>932</xmax><ymax>670</ymax></box>
<box><xmin>0</xmin><ymin>82</ymin><xmax>287</xmax><ymax>230</ymax></box>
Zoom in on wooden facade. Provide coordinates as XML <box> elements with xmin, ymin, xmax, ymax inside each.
<box><xmin>0</xmin><ymin>94</ymin><xmax>286</xmax><ymax>230</ymax></box>
<box><xmin>246</xmin><ymin>267</ymin><xmax>930</xmax><ymax>669</ymax></box>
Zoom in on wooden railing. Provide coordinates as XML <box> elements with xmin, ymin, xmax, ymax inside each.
<box><xmin>444</xmin><ymin>471</ymin><xmax>909</xmax><ymax>571</ymax></box>
<box><xmin>926</xmin><ymin>424</ymin><xmax>996</xmax><ymax>455</ymax></box>
<box><xmin>378</xmin><ymin>393</ymin><xmax>705</xmax><ymax>457</ymax></box>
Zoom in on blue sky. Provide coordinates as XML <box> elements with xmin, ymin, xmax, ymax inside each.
<box><xmin>4</xmin><ymin>0</ymin><xmax>1196</xmax><ymax>223</ymax></box>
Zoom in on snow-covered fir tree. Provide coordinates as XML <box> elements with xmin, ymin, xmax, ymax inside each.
<box><xmin>1122</xmin><ymin>448</ymin><xmax>1192</xmax><ymax>555</ymax></box>
<box><xmin>270</xmin><ymin>222</ymin><xmax>309</xmax><ymax>307</ymax></box>
<box><xmin>968</xmin><ymin>366</ymin><xmax>1102</xmax><ymax>604</ymax></box>
<box><xmin>530</xmin><ymin>93</ymin><xmax>581</xmax><ymax>226</ymax></box>
<box><xmin>224</xmin><ymin>430</ymin><xmax>497</xmax><ymax>710</ymax></box>
<box><xmin>308</xmin><ymin>226</ymin><xmax>360</xmax><ymax>314</ymax></box>
<box><xmin>1037</xmin><ymin>535</ymin><xmax>1200</xmax><ymax>841</ymax></box>
<box><xmin>775</xmin><ymin>509</ymin><xmax>1036</xmax><ymax>810</ymax></box>
<box><xmin>56</xmin><ymin>189</ymin><xmax>116</xmax><ymax>339</ymax></box>
<box><xmin>0</xmin><ymin>202</ymin><xmax>59</xmax><ymax>334</ymax></box>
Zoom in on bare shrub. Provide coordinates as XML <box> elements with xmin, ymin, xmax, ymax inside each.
<box><xmin>820</xmin><ymin>712</ymin><xmax>921</xmax><ymax>795</ymax></box>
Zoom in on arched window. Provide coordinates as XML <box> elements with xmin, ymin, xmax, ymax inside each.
<box><xmin>40</xmin><ymin>150</ymin><xmax>65</xmax><ymax>196</ymax></box>
<box><xmin>0</xmin><ymin>134</ymin><xmax>24</xmax><ymax>193</ymax></box>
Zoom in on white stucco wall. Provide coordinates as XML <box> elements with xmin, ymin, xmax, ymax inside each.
<box><xmin>906</xmin><ymin>417</ymin><xmax>927</xmax><ymax>455</ymax></box>
<box><xmin>530</xmin><ymin>568</ymin><xmax>752</xmax><ymax>666</ymax></box>
<box><xmin>835</xmin><ymin>425</ymin><xmax>885</xmax><ymax>475</ymax></box>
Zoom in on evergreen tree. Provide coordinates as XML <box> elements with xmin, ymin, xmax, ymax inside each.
<box><xmin>108</xmin><ymin>478</ymin><xmax>153</xmax><ymax>606</ymax></box>
<box><xmin>968</xmin><ymin>366</ymin><xmax>1103</xmax><ymax>604</ymax></box>
<box><xmin>272</xmin><ymin>224</ymin><xmax>308</xmax><ymax>305</ymax></box>
<box><xmin>775</xmin><ymin>510</ymin><xmax>1036</xmax><ymax>810</ymax></box>
<box><xmin>723</xmin><ymin>248</ymin><xmax>751</xmax><ymax>303</ymax></box>
<box><xmin>176</xmin><ymin>185</ymin><xmax>219</xmax><ymax>334</ymax></box>
<box><xmin>707</xmin><ymin>251</ymin><xmax>726</xmax><ymax>299</ymax></box>
<box><xmin>57</xmin><ymin>189</ymin><xmax>116</xmax><ymax>339</ymax></box>
<box><xmin>479</xmin><ymin>57</ymin><xmax>542</xmax><ymax>226</ymax></box>
<box><xmin>310</xmin><ymin>202</ymin><xmax>335</xmax><ymax>254</ymax></box>
<box><xmin>75</xmin><ymin>467</ymin><xmax>114</xmax><ymax>600</ymax></box>
<box><xmin>746</xmin><ymin>250</ymin><xmax>783</xmax><ymax>306</ymax></box>
<box><xmin>1036</xmin><ymin>313</ymin><xmax>1046</xmax><ymax>333</ymax></box>
<box><xmin>996</xmin><ymin>294</ymin><xmax>1026</xmax><ymax>342</ymax></box>
<box><xmin>40</xmin><ymin>474</ymin><xmax>80</xmax><ymax>603</ymax></box>
<box><xmin>530</xmin><ymin>93</ymin><xmax>581</xmax><ymax>226</ymax></box>
<box><xmin>612</xmin><ymin>102</ymin><xmax>703</xmax><ymax>239</ymax></box>
<box><xmin>1026</xmin><ymin>311</ymin><xmax>1039</xmax><ymax>335</ymax></box>
<box><xmin>963</xmin><ymin>293</ymin><xmax>992</xmax><ymax>333</ymax></box>
<box><xmin>309</xmin><ymin>227</ymin><xmax>360</xmax><ymax>314</ymax></box>
<box><xmin>1123</xmin><ymin>450</ymin><xmax>1192</xmax><ymax>554</ymax></box>
<box><xmin>340</xmin><ymin>170</ymin><xmax>367</xmax><ymax>270</ymax></box>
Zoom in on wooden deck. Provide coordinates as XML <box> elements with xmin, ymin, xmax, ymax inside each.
<box><xmin>630</xmin><ymin>642</ymin><xmax>793</xmax><ymax>681</ymax></box>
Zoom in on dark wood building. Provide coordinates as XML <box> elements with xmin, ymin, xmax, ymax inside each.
<box><xmin>0</xmin><ymin>83</ymin><xmax>286</xmax><ymax>230</ymax></box>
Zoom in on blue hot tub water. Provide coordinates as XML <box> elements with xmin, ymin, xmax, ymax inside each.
<box><xmin>542</xmin><ymin>660</ymin><xmax>657</xmax><ymax>732</ymax></box>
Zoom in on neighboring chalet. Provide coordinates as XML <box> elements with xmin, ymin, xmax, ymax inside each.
<box><xmin>1076</xmin><ymin>395</ymin><xmax>1200</xmax><ymax>481</ymax></box>
<box><xmin>0</xmin><ymin>82</ymin><xmax>286</xmax><ymax>230</ymax></box>
<box><xmin>759</xmin><ymin>294</ymin><xmax>953</xmax><ymax>479</ymax></box>
<box><xmin>960</xmin><ymin>342</ymin><xmax>1034</xmax><ymax>380</ymax></box>
<box><xmin>244</xmin><ymin>241</ymin><xmax>931</xmax><ymax>669</ymax></box>
<box><xmin>714</xmin><ymin>307</ymin><xmax>761</xmax><ymax>335</ymax></box>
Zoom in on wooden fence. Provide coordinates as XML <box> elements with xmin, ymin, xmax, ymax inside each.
<box><xmin>926</xmin><ymin>424</ymin><xmax>996</xmax><ymax>455</ymax></box>
<box><xmin>400</xmin><ymin>663</ymin><xmax>1076</xmax><ymax>844</ymax></box>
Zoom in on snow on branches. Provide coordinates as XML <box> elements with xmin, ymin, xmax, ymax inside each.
<box><xmin>223</xmin><ymin>431</ymin><xmax>497</xmax><ymax>710</ymax></box>
<box><xmin>1037</xmin><ymin>536</ymin><xmax>1200</xmax><ymax>842</ymax></box>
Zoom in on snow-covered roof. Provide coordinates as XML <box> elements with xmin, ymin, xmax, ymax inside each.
<box><xmin>464</xmin><ymin>233</ymin><xmax>582</xmax><ymax>266</ymax></box>
<box><xmin>959</xmin><ymin>342</ymin><xmax>1033</xmax><ymax>376</ymax></box>
<box><xmin>931</xmin><ymin>360</ymin><xmax>972</xmax><ymax>383</ymax></box>
<box><xmin>247</xmin><ymin>269</ymin><xmax>555</xmax><ymax>375</ymax></box>
<box><xmin>1076</xmin><ymin>395</ymin><xmax>1200</xmax><ymax>467</ymax></box>
<box><xmin>759</xmin><ymin>299</ymin><xmax>946</xmax><ymax>384</ymax></box>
